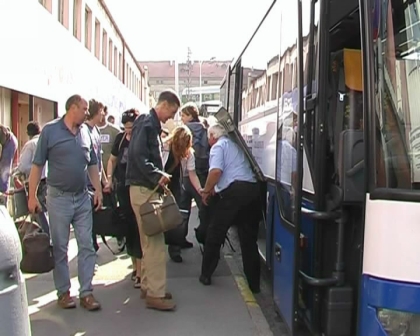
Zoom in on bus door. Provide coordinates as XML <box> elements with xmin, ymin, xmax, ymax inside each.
<box><xmin>271</xmin><ymin>1</ymin><xmax>305</xmax><ymax>334</ymax></box>
<box><xmin>272</xmin><ymin>0</ymin><xmax>321</xmax><ymax>333</ymax></box>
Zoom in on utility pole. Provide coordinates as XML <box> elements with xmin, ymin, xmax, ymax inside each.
<box><xmin>186</xmin><ymin>47</ymin><xmax>192</xmax><ymax>101</ymax></box>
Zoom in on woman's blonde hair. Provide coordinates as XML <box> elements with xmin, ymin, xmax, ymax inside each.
<box><xmin>164</xmin><ymin>125</ymin><xmax>193</xmax><ymax>164</ymax></box>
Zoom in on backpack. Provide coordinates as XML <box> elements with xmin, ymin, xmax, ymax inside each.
<box><xmin>187</xmin><ymin>123</ymin><xmax>210</xmax><ymax>172</ymax></box>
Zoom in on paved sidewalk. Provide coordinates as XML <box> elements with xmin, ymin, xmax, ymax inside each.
<box><xmin>26</xmin><ymin>208</ymin><xmax>272</xmax><ymax>336</ymax></box>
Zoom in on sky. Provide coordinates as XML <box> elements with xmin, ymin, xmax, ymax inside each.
<box><xmin>104</xmin><ymin>0</ymin><xmax>274</xmax><ymax>62</ymax></box>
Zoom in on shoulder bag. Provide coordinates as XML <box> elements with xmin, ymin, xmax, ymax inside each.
<box><xmin>139</xmin><ymin>185</ymin><xmax>183</xmax><ymax>237</ymax></box>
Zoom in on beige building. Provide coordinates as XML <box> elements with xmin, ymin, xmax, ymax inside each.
<box><xmin>139</xmin><ymin>60</ymin><xmax>231</xmax><ymax>103</ymax></box>
<box><xmin>0</xmin><ymin>0</ymin><xmax>149</xmax><ymax>156</ymax></box>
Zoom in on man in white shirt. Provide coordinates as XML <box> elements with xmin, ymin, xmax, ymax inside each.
<box><xmin>16</xmin><ymin>121</ymin><xmax>49</xmax><ymax>234</ymax></box>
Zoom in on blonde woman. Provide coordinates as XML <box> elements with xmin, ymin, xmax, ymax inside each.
<box><xmin>162</xmin><ymin>125</ymin><xmax>202</xmax><ymax>263</ymax></box>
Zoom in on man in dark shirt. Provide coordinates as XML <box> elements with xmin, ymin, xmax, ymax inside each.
<box><xmin>28</xmin><ymin>94</ymin><xmax>103</xmax><ymax>312</ymax></box>
<box><xmin>128</xmin><ymin>90</ymin><xmax>180</xmax><ymax>311</ymax></box>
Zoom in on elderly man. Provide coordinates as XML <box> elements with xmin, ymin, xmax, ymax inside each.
<box><xmin>28</xmin><ymin>94</ymin><xmax>103</xmax><ymax>311</ymax></box>
<box><xmin>199</xmin><ymin>123</ymin><xmax>261</xmax><ymax>293</ymax></box>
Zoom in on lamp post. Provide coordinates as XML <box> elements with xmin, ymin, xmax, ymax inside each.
<box><xmin>199</xmin><ymin>57</ymin><xmax>216</xmax><ymax>106</ymax></box>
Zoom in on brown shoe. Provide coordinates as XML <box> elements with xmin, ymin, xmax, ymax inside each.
<box><xmin>141</xmin><ymin>289</ymin><xmax>172</xmax><ymax>300</ymax></box>
<box><xmin>145</xmin><ymin>296</ymin><xmax>176</xmax><ymax>311</ymax></box>
<box><xmin>57</xmin><ymin>292</ymin><xmax>76</xmax><ymax>309</ymax></box>
<box><xmin>80</xmin><ymin>294</ymin><xmax>101</xmax><ymax>311</ymax></box>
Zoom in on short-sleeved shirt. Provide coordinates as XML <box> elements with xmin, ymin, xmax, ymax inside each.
<box><xmin>162</xmin><ymin>144</ymin><xmax>195</xmax><ymax>177</ymax></box>
<box><xmin>86</xmin><ymin>124</ymin><xmax>102</xmax><ymax>186</ymax></box>
<box><xmin>111</xmin><ymin>132</ymin><xmax>129</xmax><ymax>185</ymax></box>
<box><xmin>99</xmin><ymin>123</ymin><xmax>121</xmax><ymax>169</ymax></box>
<box><xmin>209</xmin><ymin>135</ymin><xmax>256</xmax><ymax>193</ymax></box>
<box><xmin>33</xmin><ymin>118</ymin><xmax>98</xmax><ymax>193</ymax></box>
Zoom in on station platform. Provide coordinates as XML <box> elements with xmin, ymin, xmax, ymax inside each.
<box><xmin>26</xmin><ymin>208</ymin><xmax>273</xmax><ymax>336</ymax></box>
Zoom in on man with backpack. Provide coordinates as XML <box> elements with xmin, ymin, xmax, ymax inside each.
<box><xmin>178</xmin><ymin>102</ymin><xmax>210</xmax><ymax>248</ymax></box>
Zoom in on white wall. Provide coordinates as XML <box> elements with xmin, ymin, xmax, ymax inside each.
<box><xmin>0</xmin><ymin>0</ymin><xmax>147</xmax><ymax>116</ymax></box>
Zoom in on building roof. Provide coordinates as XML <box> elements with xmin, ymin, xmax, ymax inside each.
<box><xmin>138</xmin><ymin>60</ymin><xmax>231</xmax><ymax>79</ymax></box>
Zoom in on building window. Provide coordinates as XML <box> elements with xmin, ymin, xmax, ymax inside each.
<box><xmin>39</xmin><ymin>0</ymin><xmax>52</xmax><ymax>12</ymax></box>
<box><xmin>102</xmin><ymin>30</ymin><xmax>108</xmax><ymax>66</ymax></box>
<box><xmin>126</xmin><ymin>65</ymin><xmax>130</xmax><ymax>87</ymax></box>
<box><xmin>118</xmin><ymin>52</ymin><xmax>123</xmax><ymax>81</ymax></box>
<box><xmin>58</xmin><ymin>0</ymin><xmax>69</xmax><ymax>29</ymax></box>
<box><xmin>84</xmin><ymin>6</ymin><xmax>92</xmax><ymax>51</ymax></box>
<box><xmin>114</xmin><ymin>47</ymin><xmax>118</xmax><ymax>77</ymax></box>
<box><xmin>204</xmin><ymin>80</ymin><xmax>208</xmax><ymax>84</ymax></box>
<box><xmin>108</xmin><ymin>40</ymin><xmax>113</xmax><ymax>72</ymax></box>
<box><xmin>94</xmin><ymin>20</ymin><xmax>100</xmax><ymax>59</ymax></box>
<box><xmin>73</xmin><ymin>0</ymin><xmax>82</xmax><ymax>41</ymax></box>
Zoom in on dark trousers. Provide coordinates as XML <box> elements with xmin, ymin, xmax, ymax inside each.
<box><xmin>116</xmin><ymin>183</ymin><xmax>142</xmax><ymax>259</ymax></box>
<box><xmin>178</xmin><ymin>172</ymin><xmax>207</xmax><ymax>240</ymax></box>
<box><xmin>201</xmin><ymin>181</ymin><xmax>261</xmax><ymax>291</ymax></box>
<box><xmin>167</xmin><ymin>181</ymin><xmax>182</xmax><ymax>258</ymax></box>
<box><xmin>88</xmin><ymin>188</ymin><xmax>99</xmax><ymax>252</ymax></box>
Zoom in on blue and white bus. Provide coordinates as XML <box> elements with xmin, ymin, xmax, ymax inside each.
<box><xmin>218</xmin><ymin>0</ymin><xmax>420</xmax><ymax>334</ymax></box>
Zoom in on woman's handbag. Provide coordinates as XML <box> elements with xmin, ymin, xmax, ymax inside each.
<box><xmin>140</xmin><ymin>185</ymin><xmax>183</xmax><ymax>237</ymax></box>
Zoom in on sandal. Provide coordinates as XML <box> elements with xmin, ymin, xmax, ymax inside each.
<box><xmin>134</xmin><ymin>277</ymin><xmax>141</xmax><ymax>289</ymax></box>
<box><xmin>131</xmin><ymin>271</ymin><xmax>137</xmax><ymax>281</ymax></box>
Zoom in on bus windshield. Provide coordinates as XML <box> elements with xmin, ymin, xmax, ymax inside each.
<box><xmin>374</xmin><ymin>0</ymin><xmax>420</xmax><ymax>191</ymax></box>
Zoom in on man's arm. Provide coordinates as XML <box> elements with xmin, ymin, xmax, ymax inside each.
<box><xmin>28</xmin><ymin>130</ymin><xmax>48</xmax><ymax>212</ymax></box>
<box><xmin>17</xmin><ymin>142</ymin><xmax>34</xmax><ymax>177</ymax></box>
<box><xmin>87</xmin><ymin>140</ymin><xmax>102</xmax><ymax>192</ymax></box>
<box><xmin>130</xmin><ymin>123</ymin><xmax>165</xmax><ymax>186</ymax></box>
<box><xmin>202</xmin><ymin>144</ymin><xmax>223</xmax><ymax>194</ymax></box>
<box><xmin>87</xmin><ymin>165</ymin><xmax>102</xmax><ymax>191</ymax></box>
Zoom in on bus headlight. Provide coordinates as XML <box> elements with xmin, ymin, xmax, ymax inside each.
<box><xmin>377</xmin><ymin>309</ymin><xmax>420</xmax><ymax>335</ymax></box>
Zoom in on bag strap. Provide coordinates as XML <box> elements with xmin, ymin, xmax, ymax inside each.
<box><xmin>118</xmin><ymin>132</ymin><xmax>126</xmax><ymax>152</ymax></box>
<box><xmin>100</xmin><ymin>235</ymin><xmax>125</xmax><ymax>255</ymax></box>
<box><xmin>145</xmin><ymin>184</ymin><xmax>172</xmax><ymax>202</ymax></box>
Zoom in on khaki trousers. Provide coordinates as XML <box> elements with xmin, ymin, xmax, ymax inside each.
<box><xmin>130</xmin><ymin>185</ymin><xmax>166</xmax><ymax>298</ymax></box>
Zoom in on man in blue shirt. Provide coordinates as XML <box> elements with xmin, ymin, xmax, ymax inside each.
<box><xmin>28</xmin><ymin>94</ymin><xmax>103</xmax><ymax>311</ymax></box>
<box><xmin>199</xmin><ymin>123</ymin><xmax>261</xmax><ymax>293</ymax></box>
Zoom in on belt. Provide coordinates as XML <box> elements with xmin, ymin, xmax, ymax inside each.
<box><xmin>47</xmin><ymin>185</ymin><xmax>87</xmax><ymax>196</ymax></box>
<box><xmin>218</xmin><ymin>181</ymin><xmax>257</xmax><ymax>198</ymax></box>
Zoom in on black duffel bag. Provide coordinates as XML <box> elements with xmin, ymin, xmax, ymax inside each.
<box><xmin>18</xmin><ymin>219</ymin><xmax>54</xmax><ymax>274</ymax></box>
<box><xmin>92</xmin><ymin>192</ymin><xmax>128</xmax><ymax>253</ymax></box>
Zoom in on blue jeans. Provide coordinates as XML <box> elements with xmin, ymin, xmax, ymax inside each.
<box><xmin>46</xmin><ymin>186</ymin><xmax>96</xmax><ymax>298</ymax></box>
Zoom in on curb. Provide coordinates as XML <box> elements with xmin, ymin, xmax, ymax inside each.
<box><xmin>224</xmin><ymin>253</ymin><xmax>274</xmax><ymax>336</ymax></box>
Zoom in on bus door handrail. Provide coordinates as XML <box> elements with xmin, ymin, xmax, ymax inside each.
<box><xmin>300</xmin><ymin>205</ymin><xmax>341</xmax><ymax>287</ymax></box>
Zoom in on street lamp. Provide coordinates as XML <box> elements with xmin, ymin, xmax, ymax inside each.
<box><xmin>199</xmin><ymin>57</ymin><xmax>216</xmax><ymax>106</ymax></box>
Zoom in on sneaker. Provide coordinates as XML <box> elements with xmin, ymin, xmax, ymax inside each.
<box><xmin>57</xmin><ymin>291</ymin><xmax>76</xmax><ymax>309</ymax></box>
<box><xmin>80</xmin><ymin>294</ymin><xmax>101</xmax><ymax>311</ymax></box>
<box><xmin>145</xmin><ymin>296</ymin><xmax>176</xmax><ymax>311</ymax></box>
<box><xmin>134</xmin><ymin>277</ymin><xmax>141</xmax><ymax>289</ymax></box>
